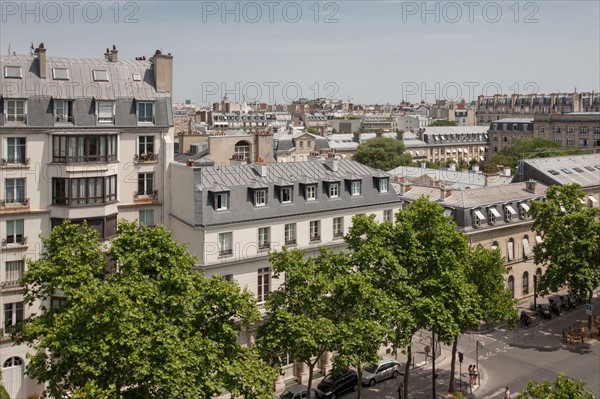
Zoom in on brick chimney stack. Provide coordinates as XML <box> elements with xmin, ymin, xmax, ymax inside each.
<box><xmin>34</xmin><ymin>43</ymin><xmax>46</xmax><ymax>79</ymax></box>
<box><xmin>152</xmin><ymin>49</ymin><xmax>173</xmax><ymax>93</ymax></box>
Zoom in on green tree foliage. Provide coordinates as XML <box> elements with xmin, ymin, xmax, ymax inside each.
<box><xmin>520</xmin><ymin>373</ymin><xmax>595</xmax><ymax>398</ymax></box>
<box><xmin>259</xmin><ymin>247</ymin><xmax>339</xmax><ymax>399</ymax></box>
<box><xmin>529</xmin><ymin>184</ymin><xmax>600</xmax><ymax>329</ymax></box>
<box><xmin>16</xmin><ymin>220</ymin><xmax>275</xmax><ymax>399</ymax></box>
<box><xmin>306</xmin><ymin>127</ymin><xmax>319</xmax><ymax>135</ymax></box>
<box><xmin>352</xmin><ymin>137</ymin><xmax>412</xmax><ymax>170</ymax></box>
<box><xmin>429</xmin><ymin>120</ymin><xmax>458</xmax><ymax>126</ymax></box>
<box><xmin>487</xmin><ymin>138</ymin><xmax>587</xmax><ymax>171</ymax></box>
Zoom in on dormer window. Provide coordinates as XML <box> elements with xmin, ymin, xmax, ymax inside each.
<box><xmin>4</xmin><ymin>66</ymin><xmax>22</xmax><ymax>78</ymax></box>
<box><xmin>379</xmin><ymin>178</ymin><xmax>389</xmax><ymax>193</ymax></box>
<box><xmin>488</xmin><ymin>207</ymin><xmax>501</xmax><ymax>224</ymax></box>
<box><xmin>137</xmin><ymin>102</ymin><xmax>154</xmax><ymax>124</ymax></box>
<box><xmin>215</xmin><ymin>192</ymin><xmax>229</xmax><ymax>211</ymax></box>
<box><xmin>351</xmin><ymin>181</ymin><xmax>361</xmax><ymax>196</ymax></box>
<box><xmin>473</xmin><ymin>210</ymin><xmax>486</xmax><ymax>227</ymax></box>
<box><xmin>4</xmin><ymin>100</ymin><xmax>26</xmax><ymax>123</ymax></box>
<box><xmin>329</xmin><ymin>182</ymin><xmax>339</xmax><ymax>198</ymax></box>
<box><xmin>52</xmin><ymin>68</ymin><xmax>69</xmax><ymax>80</ymax></box>
<box><xmin>281</xmin><ymin>186</ymin><xmax>293</xmax><ymax>204</ymax></box>
<box><xmin>504</xmin><ymin>205</ymin><xmax>517</xmax><ymax>222</ymax></box>
<box><xmin>92</xmin><ymin>70</ymin><xmax>109</xmax><ymax>82</ymax></box>
<box><xmin>53</xmin><ymin>100</ymin><xmax>73</xmax><ymax>123</ymax></box>
<box><xmin>305</xmin><ymin>185</ymin><xmax>316</xmax><ymax>201</ymax></box>
<box><xmin>97</xmin><ymin>101</ymin><xmax>115</xmax><ymax>124</ymax></box>
<box><xmin>254</xmin><ymin>189</ymin><xmax>267</xmax><ymax>207</ymax></box>
<box><xmin>518</xmin><ymin>202</ymin><xmax>530</xmax><ymax>218</ymax></box>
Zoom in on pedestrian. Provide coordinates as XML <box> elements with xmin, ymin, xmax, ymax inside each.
<box><xmin>504</xmin><ymin>386</ymin><xmax>511</xmax><ymax>399</ymax></box>
<box><xmin>468</xmin><ymin>365</ymin><xmax>473</xmax><ymax>385</ymax></box>
<box><xmin>472</xmin><ymin>365</ymin><xmax>478</xmax><ymax>385</ymax></box>
<box><xmin>397</xmin><ymin>381</ymin><xmax>404</xmax><ymax>399</ymax></box>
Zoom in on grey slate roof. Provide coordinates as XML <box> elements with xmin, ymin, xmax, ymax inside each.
<box><xmin>514</xmin><ymin>154</ymin><xmax>600</xmax><ymax>188</ymax></box>
<box><xmin>388</xmin><ymin>166</ymin><xmax>513</xmax><ymax>189</ymax></box>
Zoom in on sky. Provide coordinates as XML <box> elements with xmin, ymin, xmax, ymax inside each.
<box><xmin>1</xmin><ymin>0</ymin><xmax>599</xmax><ymax>105</ymax></box>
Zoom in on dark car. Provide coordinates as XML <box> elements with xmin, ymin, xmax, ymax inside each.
<box><xmin>316</xmin><ymin>369</ymin><xmax>358</xmax><ymax>399</ymax></box>
<box><xmin>279</xmin><ymin>384</ymin><xmax>315</xmax><ymax>399</ymax></box>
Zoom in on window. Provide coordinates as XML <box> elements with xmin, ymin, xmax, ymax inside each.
<box><xmin>522</xmin><ymin>271</ymin><xmax>529</xmax><ymax>295</ymax></box>
<box><xmin>139</xmin><ymin>136</ymin><xmax>154</xmax><ymax>155</ymax></box>
<box><xmin>553</xmin><ymin>127</ymin><xmax>562</xmax><ymax>134</ymax></box>
<box><xmin>566</xmin><ymin>138</ymin><xmax>575</xmax><ymax>146</ymax></box>
<box><xmin>258</xmin><ymin>227</ymin><xmax>270</xmax><ymax>250</ymax></box>
<box><xmin>3</xmin><ymin>260</ymin><xmax>24</xmax><ymax>286</ymax></box>
<box><xmin>254</xmin><ymin>189</ymin><xmax>266</xmax><ymax>207</ymax></box>
<box><xmin>522</xmin><ymin>236</ymin><xmax>532</xmax><ymax>259</ymax></box>
<box><xmin>566</xmin><ymin>127</ymin><xmax>574</xmax><ymax>134</ymax></box>
<box><xmin>219</xmin><ymin>232</ymin><xmax>233</xmax><ymax>256</ymax></box>
<box><xmin>329</xmin><ymin>183</ymin><xmax>339</xmax><ymax>198</ymax></box>
<box><xmin>105</xmin><ymin>175</ymin><xmax>117</xmax><ymax>202</ymax></box>
<box><xmin>5</xmin><ymin>137</ymin><xmax>26</xmax><ymax>163</ymax></box>
<box><xmin>257</xmin><ymin>267</ymin><xmax>271</xmax><ymax>303</ymax></box>
<box><xmin>473</xmin><ymin>210</ymin><xmax>486</xmax><ymax>227</ymax></box>
<box><xmin>234</xmin><ymin>141</ymin><xmax>250</xmax><ymax>160</ymax></box>
<box><xmin>5</xmin><ymin>100</ymin><xmax>26</xmax><ymax>122</ymax></box>
<box><xmin>305</xmin><ymin>185</ymin><xmax>316</xmax><ymax>201</ymax></box>
<box><xmin>3</xmin><ymin>302</ymin><xmax>23</xmax><ymax>330</ymax></box>
<box><xmin>215</xmin><ymin>192</ymin><xmax>229</xmax><ymax>211</ymax></box>
<box><xmin>4</xmin><ymin>66</ymin><xmax>22</xmax><ymax>78</ymax></box>
<box><xmin>139</xmin><ymin>210</ymin><xmax>154</xmax><ymax>227</ymax></box>
<box><xmin>92</xmin><ymin>69</ymin><xmax>109</xmax><ymax>81</ymax></box>
<box><xmin>507</xmin><ymin>276</ymin><xmax>515</xmax><ymax>298</ymax></box>
<box><xmin>222</xmin><ymin>274</ymin><xmax>233</xmax><ymax>282</ymax></box>
<box><xmin>519</xmin><ymin>203</ymin><xmax>529</xmax><ymax>218</ymax></box>
<box><xmin>504</xmin><ymin>205</ymin><xmax>516</xmax><ymax>222</ymax></box>
<box><xmin>2</xmin><ymin>357</ymin><xmax>23</xmax><ymax>367</ymax></box>
<box><xmin>4</xmin><ymin>178</ymin><xmax>25</xmax><ymax>203</ymax></box>
<box><xmin>137</xmin><ymin>102</ymin><xmax>154</xmax><ymax>123</ymax></box>
<box><xmin>507</xmin><ymin>238</ymin><xmax>515</xmax><ymax>262</ymax></box>
<box><xmin>309</xmin><ymin>220</ymin><xmax>320</xmax><ymax>241</ymax></box>
<box><xmin>281</xmin><ymin>187</ymin><xmax>293</xmax><ymax>203</ymax></box>
<box><xmin>284</xmin><ymin>223</ymin><xmax>296</xmax><ymax>245</ymax></box>
<box><xmin>333</xmin><ymin>217</ymin><xmax>343</xmax><ymax>238</ymax></box>
<box><xmin>138</xmin><ymin>173</ymin><xmax>154</xmax><ymax>196</ymax></box>
<box><xmin>52</xmin><ymin>67</ymin><xmax>69</xmax><ymax>80</ymax></box>
<box><xmin>487</xmin><ymin>207</ymin><xmax>501</xmax><ymax>224</ymax></box>
<box><xmin>379</xmin><ymin>178</ymin><xmax>389</xmax><ymax>193</ymax></box>
<box><xmin>351</xmin><ymin>181</ymin><xmax>361</xmax><ymax>196</ymax></box>
<box><xmin>52</xmin><ymin>135</ymin><xmax>117</xmax><ymax>163</ymax></box>
<box><xmin>538</xmin><ymin>127</ymin><xmax>545</xmax><ymax>133</ymax></box>
<box><xmin>50</xmin><ymin>297</ymin><xmax>68</xmax><ymax>310</ymax></box>
<box><xmin>97</xmin><ymin>101</ymin><xmax>114</xmax><ymax>123</ymax></box>
<box><xmin>580</xmin><ymin>127</ymin><xmax>589</xmax><ymax>134</ymax></box>
<box><xmin>579</xmin><ymin>138</ymin><xmax>589</xmax><ymax>147</ymax></box>
<box><xmin>491</xmin><ymin>241</ymin><xmax>499</xmax><ymax>251</ymax></box>
<box><xmin>5</xmin><ymin>220</ymin><xmax>24</xmax><ymax>244</ymax></box>
<box><xmin>132</xmin><ymin>73</ymin><xmax>141</xmax><ymax>81</ymax></box>
<box><xmin>594</xmin><ymin>127</ymin><xmax>600</xmax><ymax>135</ymax></box>
<box><xmin>383</xmin><ymin>209</ymin><xmax>392</xmax><ymax>223</ymax></box>
<box><xmin>299</xmin><ymin>141</ymin><xmax>304</xmax><ymax>150</ymax></box>
<box><xmin>53</xmin><ymin>100</ymin><xmax>73</xmax><ymax>123</ymax></box>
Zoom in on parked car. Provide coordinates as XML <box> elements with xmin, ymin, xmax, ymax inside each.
<box><xmin>279</xmin><ymin>384</ymin><xmax>315</xmax><ymax>399</ymax></box>
<box><xmin>316</xmin><ymin>369</ymin><xmax>358</xmax><ymax>399</ymax></box>
<box><xmin>361</xmin><ymin>359</ymin><xmax>401</xmax><ymax>386</ymax></box>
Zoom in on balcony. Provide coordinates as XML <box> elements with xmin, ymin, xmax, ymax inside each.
<box><xmin>0</xmin><ymin>198</ymin><xmax>30</xmax><ymax>214</ymax></box>
<box><xmin>134</xmin><ymin>190</ymin><xmax>159</xmax><ymax>204</ymax></box>
<box><xmin>0</xmin><ymin>279</ymin><xmax>23</xmax><ymax>291</ymax></box>
<box><xmin>1</xmin><ymin>236</ymin><xmax>28</xmax><ymax>249</ymax></box>
<box><xmin>134</xmin><ymin>153</ymin><xmax>158</xmax><ymax>163</ymax></box>
<box><xmin>0</xmin><ymin>158</ymin><xmax>30</xmax><ymax>168</ymax></box>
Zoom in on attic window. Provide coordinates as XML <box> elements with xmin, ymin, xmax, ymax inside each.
<box><xmin>548</xmin><ymin>169</ymin><xmax>560</xmax><ymax>175</ymax></box>
<box><xmin>573</xmin><ymin>167</ymin><xmax>584</xmax><ymax>173</ymax></box>
<box><xmin>585</xmin><ymin>166</ymin><xmax>595</xmax><ymax>172</ymax></box>
<box><xmin>132</xmin><ymin>73</ymin><xmax>141</xmax><ymax>81</ymax></box>
<box><xmin>560</xmin><ymin>168</ymin><xmax>572</xmax><ymax>174</ymax></box>
<box><xmin>4</xmin><ymin>66</ymin><xmax>22</xmax><ymax>78</ymax></box>
<box><xmin>92</xmin><ymin>70</ymin><xmax>109</xmax><ymax>82</ymax></box>
<box><xmin>52</xmin><ymin>68</ymin><xmax>69</xmax><ymax>80</ymax></box>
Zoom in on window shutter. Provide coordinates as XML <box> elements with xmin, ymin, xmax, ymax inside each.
<box><xmin>522</xmin><ymin>238</ymin><xmax>532</xmax><ymax>258</ymax></box>
<box><xmin>507</xmin><ymin>241</ymin><xmax>514</xmax><ymax>261</ymax></box>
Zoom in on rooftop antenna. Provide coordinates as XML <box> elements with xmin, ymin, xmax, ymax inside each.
<box><xmin>8</xmin><ymin>43</ymin><xmax>11</xmax><ymax>55</ymax></box>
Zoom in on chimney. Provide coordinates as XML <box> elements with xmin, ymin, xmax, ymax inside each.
<box><xmin>104</xmin><ymin>47</ymin><xmax>110</xmax><ymax>61</ymax></box>
<box><xmin>432</xmin><ymin>179</ymin><xmax>441</xmax><ymax>188</ymax></box>
<box><xmin>396</xmin><ymin>129</ymin><xmax>405</xmax><ymax>140</ymax></box>
<box><xmin>399</xmin><ymin>183</ymin><xmax>412</xmax><ymax>196</ymax></box>
<box><xmin>109</xmin><ymin>45</ymin><xmax>118</xmax><ymax>62</ymax></box>
<box><xmin>353</xmin><ymin>132</ymin><xmax>361</xmax><ymax>143</ymax></box>
<box><xmin>256</xmin><ymin>163</ymin><xmax>268</xmax><ymax>177</ymax></box>
<box><xmin>525</xmin><ymin>179</ymin><xmax>537</xmax><ymax>194</ymax></box>
<box><xmin>151</xmin><ymin>49</ymin><xmax>173</xmax><ymax>93</ymax></box>
<box><xmin>440</xmin><ymin>186</ymin><xmax>452</xmax><ymax>201</ymax></box>
<box><xmin>326</xmin><ymin>154</ymin><xmax>339</xmax><ymax>172</ymax></box>
<box><xmin>34</xmin><ymin>43</ymin><xmax>47</xmax><ymax>79</ymax></box>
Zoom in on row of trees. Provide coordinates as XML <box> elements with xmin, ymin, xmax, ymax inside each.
<box><xmin>258</xmin><ymin>198</ymin><xmax>516</xmax><ymax>398</ymax></box>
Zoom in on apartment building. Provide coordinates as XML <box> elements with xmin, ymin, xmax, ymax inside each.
<box><xmin>397</xmin><ymin>180</ymin><xmax>549</xmax><ymax>301</ymax></box>
<box><xmin>273</xmin><ymin>127</ymin><xmax>329</xmax><ymax>162</ymax></box>
<box><xmin>0</xmin><ymin>45</ymin><xmax>174</xmax><ymax>397</ymax></box>
<box><xmin>168</xmin><ymin>158</ymin><xmax>402</xmax><ymax>387</ymax></box>
<box><xmin>476</xmin><ymin>92</ymin><xmax>600</xmax><ymax>125</ymax></box>
<box><xmin>487</xmin><ymin>118</ymin><xmax>534</xmax><ymax>157</ymax></box>
<box><xmin>418</xmin><ymin>126</ymin><xmax>488</xmax><ymax>163</ymax></box>
<box><xmin>534</xmin><ymin>113</ymin><xmax>600</xmax><ymax>151</ymax></box>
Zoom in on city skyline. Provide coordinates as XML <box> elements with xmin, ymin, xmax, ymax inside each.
<box><xmin>2</xmin><ymin>1</ymin><xmax>599</xmax><ymax>105</ymax></box>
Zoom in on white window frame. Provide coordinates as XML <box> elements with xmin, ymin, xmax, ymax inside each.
<box><xmin>137</xmin><ymin>102</ymin><xmax>155</xmax><ymax>124</ymax></box>
<box><xmin>306</xmin><ymin>185</ymin><xmax>316</xmax><ymax>201</ymax></box>
<box><xmin>284</xmin><ymin>223</ymin><xmax>296</xmax><ymax>245</ymax></box>
<box><xmin>351</xmin><ymin>180</ymin><xmax>361</xmax><ymax>196</ymax></box>
<box><xmin>96</xmin><ymin>101</ymin><xmax>115</xmax><ymax>124</ymax></box>
<box><xmin>333</xmin><ymin>217</ymin><xmax>344</xmax><ymax>238</ymax></box>
<box><xmin>5</xmin><ymin>219</ymin><xmax>24</xmax><ymax>244</ymax></box>
<box><xmin>6</xmin><ymin>137</ymin><xmax>26</xmax><ymax>163</ymax></box>
<box><xmin>4</xmin><ymin>260</ymin><xmax>24</xmax><ymax>285</ymax></box>
<box><xmin>4</xmin><ymin>66</ymin><xmax>22</xmax><ymax>78</ymax></box>
<box><xmin>281</xmin><ymin>187</ymin><xmax>293</xmax><ymax>204</ymax></box>
<box><xmin>52</xmin><ymin>67</ymin><xmax>69</xmax><ymax>80</ymax></box>
<box><xmin>218</xmin><ymin>232</ymin><xmax>233</xmax><ymax>256</ymax></box>
<box><xmin>215</xmin><ymin>192</ymin><xmax>229</xmax><ymax>211</ymax></box>
<box><xmin>507</xmin><ymin>239</ymin><xmax>515</xmax><ymax>262</ymax></box>
<box><xmin>309</xmin><ymin>220</ymin><xmax>320</xmax><ymax>241</ymax></box>
<box><xmin>257</xmin><ymin>267</ymin><xmax>271</xmax><ymax>303</ymax></box>
<box><xmin>139</xmin><ymin>209</ymin><xmax>154</xmax><ymax>227</ymax></box>
<box><xmin>519</xmin><ymin>202</ymin><xmax>529</xmax><ymax>218</ymax></box>
<box><xmin>5</xmin><ymin>99</ymin><xmax>26</xmax><ymax>123</ymax></box>
<box><xmin>329</xmin><ymin>183</ymin><xmax>339</xmax><ymax>198</ymax></box>
<box><xmin>255</xmin><ymin>189</ymin><xmax>266</xmax><ymax>207</ymax></box>
<box><xmin>3</xmin><ymin>302</ymin><xmax>23</xmax><ymax>329</ymax></box>
<box><xmin>53</xmin><ymin>100</ymin><xmax>72</xmax><ymax>123</ymax></box>
<box><xmin>379</xmin><ymin>178</ymin><xmax>389</xmax><ymax>193</ymax></box>
<box><xmin>137</xmin><ymin>173</ymin><xmax>154</xmax><ymax>196</ymax></box>
<box><xmin>258</xmin><ymin>227</ymin><xmax>270</xmax><ymax>250</ymax></box>
<box><xmin>92</xmin><ymin>69</ymin><xmax>109</xmax><ymax>81</ymax></box>
<box><xmin>4</xmin><ymin>178</ymin><xmax>26</xmax><ymax>203</ymax></box>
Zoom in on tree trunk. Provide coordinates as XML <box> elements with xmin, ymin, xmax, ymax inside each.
<box><xmin>356</xmin><ymin>365</ymin><xmax>363</xmax><ymax>399</ymax></box>
<box><xmin>404</xmin><ymin>345</ymin><xmax>412</xmax><ymax>398</ymax></box>
<box><xmin>448</xmin><ymin>338</ymin><xmax>458</xmax><ymax>393</ymax></box>
<box><xmin>431</xmin><ymin>332</ymin><xmax>436</xmax><ymax>398</ymax></box>
<box><xmin>588</xmin><ymin>290</ymin><xmax>594</xmax><ymax>331</ymax></box>
<box><xmin>307</xmin><ymin>362</ymin><xmax>315</xmax><ymax>399</ymax></box>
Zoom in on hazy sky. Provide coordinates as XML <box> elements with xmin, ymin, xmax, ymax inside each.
<box><xmin>2</xmin><ymin>1</ymin><xmax>599</xmax><ymax>105</ymax></box>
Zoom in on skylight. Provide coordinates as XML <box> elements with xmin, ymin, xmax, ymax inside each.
<box><xmin>560</xmin><ymin>168</ymin><xmax>572</xmax><ymax>174</ymax></box>
<box><xmin>4</xmin><ymin>66</ymin><xmax>22</xmax><ymax>78</ymax></box>
<box><xmin>585</xmin><ymin>166</ymin><xmax>595</xmax><ymax>172</ymax></box>
<box><xmin>548</xmin><ymin>170</ymin><xmax>560</xmax><ymax>175</ymax></box>
<box><xmin>573</xmin><ymin>167</ymin><xmax>584</xmax><ymax>173</ymax></box>
<box><xmin>52</xmin><ymin>67</ymin><xmax>69</xmax><ymax>80</ymax></box>
<box><xmin>92</xmin><ymin>70</ymin><xmax>109</xmax><ymax>81</ymax></box>
<box><xmin>132</xmin><ymin>73</ymin><xmax>141</xmax><ymax>81</ymax></box>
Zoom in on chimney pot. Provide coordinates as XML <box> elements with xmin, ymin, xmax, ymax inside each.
<box><xmin>525</xmin><ymin>179</ymin><xmax>537</xmax><ymax>194</ymax></box>
<box><xmin>35</xmin><ymin>44</ymin><xmax>47</xmax><ymax>79</ymax></box>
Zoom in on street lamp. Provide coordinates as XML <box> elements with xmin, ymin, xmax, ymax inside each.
<box><xmin>476</xmin><ymin>340</ymin><xmax>484</xmax><ymax>385</ymax></box>
<box><xmin>534</xmin><ymin>274</ymin><xmax>538</xmax><ymax>309</ymax></box>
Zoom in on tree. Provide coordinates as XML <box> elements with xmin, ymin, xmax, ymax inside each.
<box><xmin>429</xmin><ymin>120</ymin><xmax>457</xmax><ymax>126</ymax></box>
<box><xmin>352</xmin><ymin>137</ymin><xmax>412</xmax><ymax>170</ymax></box>
<box><xmin>15</xmin><ymin>220</ymin><xmax>275</xmax><ymax>399</ymax></box>
<box><xmin>306</xmin><ymin>127</ymin><xmax>319</xmax><ymax>135</ymax></box>
<box><xmin>529</xmin><ymin>184</ymin><xmax>600</xmax><ymax>329</ymax></box>
<box><xmin>520</xmin><ymin>373</ymin><xmax>595</xmax><ymax>398</ymax></box>
<box><xmin>488</xmin><ymin>138</ymin><xmax>587</xmax><ymax>171</ymax></box>
<box><xmin>258</xmin><ymin>247</ymin><xmax>339</xmax><ymax>399</ymax></box>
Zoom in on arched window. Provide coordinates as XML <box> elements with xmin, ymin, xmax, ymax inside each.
<box><xmin>522</xmin><ymin>271</ymin><xmax>529</xmax><ymax>295</ymax></box>
<box><xmin>507</xmin><ymin>276</ymin><xmax>515</xmax><ymax>298</ymax></box>
<box><xmin>535</xmin><ymin>267</ymin><xmax>543</xmax><ymax>287</ymax></box>
<box><xmin>3</xmin><ymin>356</ymin><xmax>23</xmax><ymax>367</ymax></box>
<box><xmin>234</xmin><ymin>141</ymin><xmax>250</xmax><ymax>160</ymax></box>
<box><xmin>507</xmin><ymin>238</ymin><xmax>515</xmax><ymax>262</ymax></box>
<box><xmin>522</xmin><ymin>235</ymin><xmax>532</xmax><ymax>259</ymax></box>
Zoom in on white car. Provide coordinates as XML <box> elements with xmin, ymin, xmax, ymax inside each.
<box><xmin>361</xmin><ymin>359</ymin><xmax>401</xmax><ymax>386</ymax></box>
